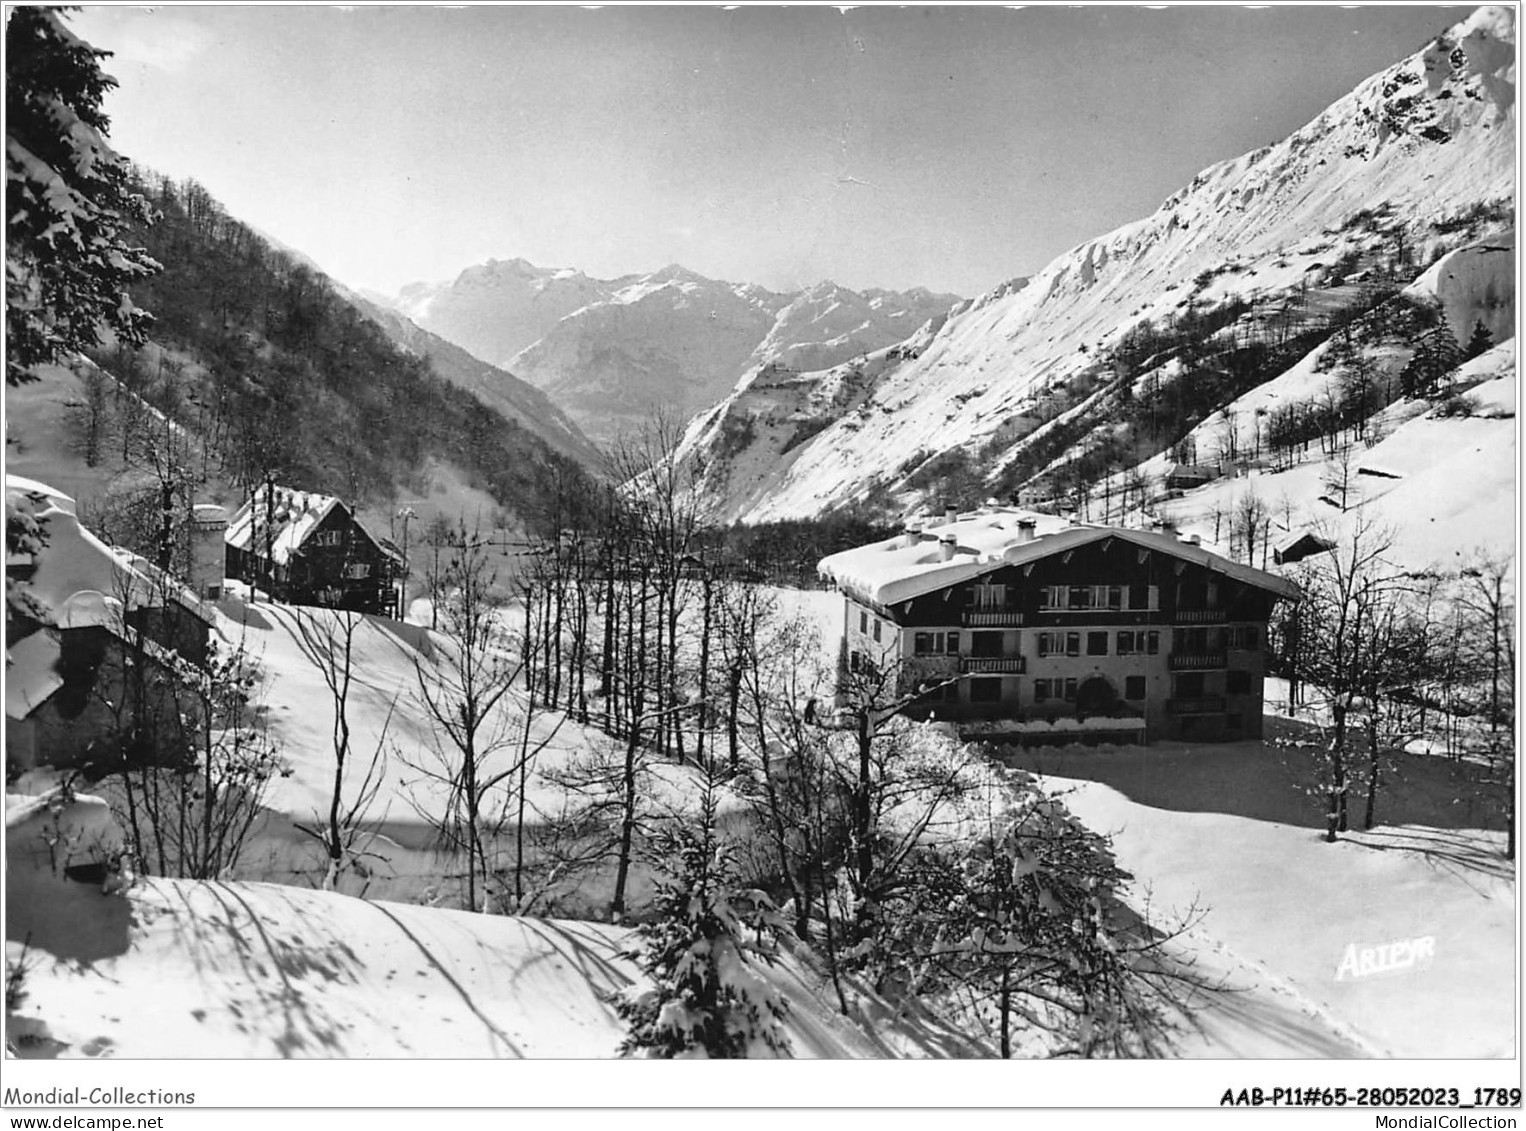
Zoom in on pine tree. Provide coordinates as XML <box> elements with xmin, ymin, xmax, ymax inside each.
<box><xmin>614</xmin><ymin>791</ymin><xmax>792</xmax><ymax>1059</ymax></box>
<box><xmin>1465</xmin><ymin>318</ymin><xmax>1495</xmax><ymax>360</ymax></box>
<box><xmin>6</xmin><ymin>7</ymin><xmax>160</xmax><ymax>384</ymax></box>
<box><xmin>1400</xmin><ymin>322</ymin><xmax>1464</xmax><ymax>399</ymax></box>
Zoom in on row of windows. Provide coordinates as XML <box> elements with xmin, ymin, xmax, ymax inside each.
<box><xmin>1036</xmin><ymin>630</ymin><xmax>1162</xmax><ymax>657</ymax></box>
<box><xmin>1032</xmin><ymin>676</ymin><xmax>1150</xmax><ymax>702</ymax></box>
<box><xmin>1040</xmin><ymin>585</ymin><xmax>1160</xmax><ymax>612</ymax></box>
<box><xmin>874</xmin><ymin>602</ymin><xmax>1260</xmax><ymax>658</ymax></box>
<box><xmin>919</xmin><ymin>672</ymin><xmax>1254</xmax><ymax>705</ymax></box>
<box><xmin>900</xmin><ymin>627</ymin><xmax>1256</xmax><ymax>660</ymax></box>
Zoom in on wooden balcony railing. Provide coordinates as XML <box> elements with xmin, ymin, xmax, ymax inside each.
<box><xmin>1168</xmin><ymin>651</ymin><xmax>1228</xmax><ymax>670</ymax></box>
<box><xmin>960</xmin><ymin>657</ymin><xmax>1027</xmax><ymax>674</ymax></box>
<box><xmin>963</xmin><ymin>611</ymin><xmax>1025</xmax><ymax>627</ymax></box>
<box><xmin>1176</xmin><ymin>609</ymin><xmax>1226</xmax><ymax>624</ymax></box>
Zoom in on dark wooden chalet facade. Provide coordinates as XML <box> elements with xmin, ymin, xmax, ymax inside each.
<box><xmin>820</xmin><ymin>506</ymin><xmax>1300</xmax><ymax>744</ymax></box>
<box><xmin>225</xmin><ymin>484</ymin><xmax>401</xmax><ymax>616</ymax></box>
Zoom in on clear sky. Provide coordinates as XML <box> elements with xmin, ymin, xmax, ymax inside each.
<box><xmin>69</xmin><ymin>4</ymin><xmax>1469</xmax><ymax>299</ymax></box>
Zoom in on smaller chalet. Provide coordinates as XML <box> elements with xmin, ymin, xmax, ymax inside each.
<box><xmin>5</xmin><ymin>476</ymin><xmax>219</xmax><ymax>773</ymax></box>
<box><xmin>1273</xmin><ymin>529</ymin><xmax>1336</xmax><ymax>566</ymax></box>
<box><xmin>819</xmin><ymin>504</ymin><xmax>1300</xmax><ymax>745</ymax></box>
<box><xmin>1164</xmin><ymin>463</ymin><xmax>1223</xmax><ymax>492</ymax></box>
<box><xmin>225</xmin><ymin>484</ymin><xmax>401</xmax><ymax>616</ymax></box>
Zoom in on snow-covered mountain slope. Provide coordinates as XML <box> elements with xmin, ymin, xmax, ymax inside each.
<box><xmin>677</xmin><ymin>5</ymin><xmax>1515</xmax><ymax>526</ymax></box>
<box><xmin>389</xmin><ymin>260</ymin><xmax>960</xmax><ymax>444</ymax></box>
<box><xmin>1161</xmin><ymin>338</ymin><xmax>1517</xmax><ymax>578</ymax></box>
<box><xmin>504</xmin><ymin>265</ymin><xmax>790</xmax><ymax>442</ymax></box>
<box><xmin>342</xmin><ymin>291</ymin><xmax>601</xmax><ymax>468</ymax></box>
<box><xmin>392</xmin><ymin>257</ymin><xmax>612</xmax><ymax>370</ymax></box>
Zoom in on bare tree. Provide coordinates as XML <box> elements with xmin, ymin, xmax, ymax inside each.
<box><xmin>290</xmin><ymin>605</ymin><xmax>390</xmax><ymax>891</ymax></box>
<box><xmin>403</xmin><ymin>521</ymin><xmax>547</xmax><ymax>912</ymax></box>
<box><xmin>1286</xmin><ymin>517</ymin><xmax>1399</xmax><ymax>841</ymax></box>
<box><xmin>1456</xmin><ymin>552</ymin><xmax>1516</xmax><ymax>857</ymax></box>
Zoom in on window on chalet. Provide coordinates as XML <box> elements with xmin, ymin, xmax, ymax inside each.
<box><xmin>913</xmin><ymin>632</ymin><xmax>960</xmax><ymax>656</ymax></box>
<box><xmin>1036</xmin><ymin>631</ymin><xmax>1081</xmax><ymax>657</ymax></box>
<box><xmin>969</xmin><ymin>678</ymin><xmax>1003</xmax><ymax>703</ymax></box>
<box><xmin>1062</xmin><ymin>677</ymin><xmax>1078</xmax><ymax>701</ymax></box>
<box><xmin>971</xmin><ymin>631</ymin><xmax>1004</xmax><ymax>657</ymax></box>
<box><xmin>859</xmin><ymin>611</ymin><xmax>868</xmax><ymax>634</ymax></box>
<box><xmin>1127</xmin><ymin>585</ymin><xmax>1159</xmax><ymax>611</ymax></box>
<box><xmin>1124</xmin><ymin>675</ymin><xmax>1146</xmax><ymax>700</ymax></box>
<box><xmin>1086</xmin><ymin>631</ymin><xmax>1108</xmax><ymax>656</ymax></box>
<box><xmin>1041</xmin><ymin>584</ymin><xmax>1126</xmax><ymax>612</ymax></box>
<box><xmin>1117</xmin><ymin>630</ymin><xmax>1161</xmax><ymax>655</ymax></box>
<box><xmin>1227</xmin><ymin>625</ymin><xmax>1260</xmax><ymax>650</ymax></box>
<box><xmin>1177</xmin><ymin>581</ymin><xmax>1219</xmax><ymax>611</ymax></box>
<box><xmin>1033</xmin><ymin>679</ymin><xmax>1050</xmax><ymax>703</ymax></box>
<box><xmin>973</xmin><ymin>581</ymin><xmax>1009</xmax><ymax>610</ymax></box>
<box><xmin>872</xmin><ymin>619</ymin><xmax>882</xmax><ymax>643</ymax></box>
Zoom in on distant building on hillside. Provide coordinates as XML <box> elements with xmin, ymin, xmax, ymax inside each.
<box><xmin>1273</xmin><ymin>529</ymin><xmax>1337</xmax><ymax>567</ymax></box>
<box><xmin>1164</xmin><ymin>462</ymin><xmax>1223</xmax><ymax>492</ymax></box>
<box><xmin>818</xmin><ymin>504</ymin><xmax>1300</xmax><ymax>745</ymax></box>
<box><xmin>5</xmin><ymin>475</ymin><xmax>219</xmax><ymax>773</ymax></box>
<box><xmin>225</xmin><ymin>482</ymin><xmax>401</xmax><ymax>616</ymax></box>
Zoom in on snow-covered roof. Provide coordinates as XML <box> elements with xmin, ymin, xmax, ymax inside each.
<box><xmin>1273</xmin><ymin>528</ymin><xmax>1335</xmax><ymax>555</ymax></box>
<box><xmin>818</xmin><ymin>505</ymin><xmax>1300</xmax><ymax>608</ymax></box>
<box><xmin>5</xmin><ymin>630</ymin><xmax>63</xmax><ymax>720</ymax></box>
<box><xmin>4</xmin><ymin>475</ymin><xmax>214</xmax><ymax>632</ymax></box>
<box><xmin>224</xmin><ymin>485</ymin><xmax>343</xmax><ymax>565</ymax></box>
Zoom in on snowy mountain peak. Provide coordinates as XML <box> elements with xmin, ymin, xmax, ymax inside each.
<box><xmin>674</xmin><ymin>5</ymin><xmax>1515</xmax><ymax>539</ymax></box>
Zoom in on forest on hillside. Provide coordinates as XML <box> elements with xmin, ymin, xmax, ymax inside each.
<box><xmin>86</xmin><ymin>171</ymin><xmax>594</xmax><ymax>529</ymax></box>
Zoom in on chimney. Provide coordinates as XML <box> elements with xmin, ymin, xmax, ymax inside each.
<box><xmin>1017</xmin><ymin>519</ymin><xmax>1037</xmax><ymax>544</ymax></box>
<box><xmin>1186</xmin><ymin>533</ymin><xmax>1202</xmax><ymax>546</ymax></box>
<box><xmin>902</xmin><ymin>522</ymin><xmax>920</xmax><ymax>549</ymax></box>
<box><xmin>939</xmin><ymin>534</ymin><xmax>957</xmax><ymax>561</ymax></box>
<box><xmin>943</xmin><ymin>501</ymin><xmax>958</xmax><ymax>525</ymax></box>
<box><xmin>1156</xmin><ymin>517</ymin><xmax>1177</xmax><ymax>537</ymax></box>
<box><xmin>189</xmin><ymin>503</ymin><xmax>228</xmax><ymax>600</ymax></box>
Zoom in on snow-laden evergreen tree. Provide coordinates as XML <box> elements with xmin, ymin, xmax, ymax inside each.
<box><xmin>6</xmin><ymin>7</ymin><xmax>159</xmax><ymax>385</ymax></box>
<box><xmin>614</xmin><ymin>786</ymin><xmax>792</xmax><ymax>1058</ymax></box>
<box><xmin>1465</xmin><ymin>318</ymin><xmax>1495</xmax><ymax>360</ymax></box>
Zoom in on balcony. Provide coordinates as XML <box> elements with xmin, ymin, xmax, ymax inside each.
<box><xmin>1176</xmin><ymin>609</ymin><xmax>1226</xmax><ymax>624</ymax></box>
<box><xmin>1168</xmin><ymin>651</ymin><xmax>1228</xmax><ymax>671</ymax></box>
<box><xmin>1167</xmin><ymin>696</ymin><xmax>1226</xmax><ymax>715</ymax></box>
<box><xmin>963</xmin><ymin>610</ymin><xmax>1025</xmax><ymax>627</ymax></box>
<box><xmin>960</xmin><ymin>657</ymin><xmax>1027</xmax><ymax>674</ymax></box>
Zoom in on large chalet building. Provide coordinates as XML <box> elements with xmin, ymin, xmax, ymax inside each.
<box><xmin>225</xmin><ymin>483</ymin><xmax>402</xmax><ymax>616</ymax></box>
<box><xmin>819</xmin><ymin>505</ymin><xmax>1299</xmax><ymax>744</ymax></box>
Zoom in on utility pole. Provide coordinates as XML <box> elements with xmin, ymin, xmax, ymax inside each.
<box><xmin>264</xmin><ymin>470</ymin><xmax>276</xmax><ymax>603</ymax></box>
<box><xmin>396</xmin><ymin>505</ymin><xmax>416</xmax><ymax>620</ymax></box>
